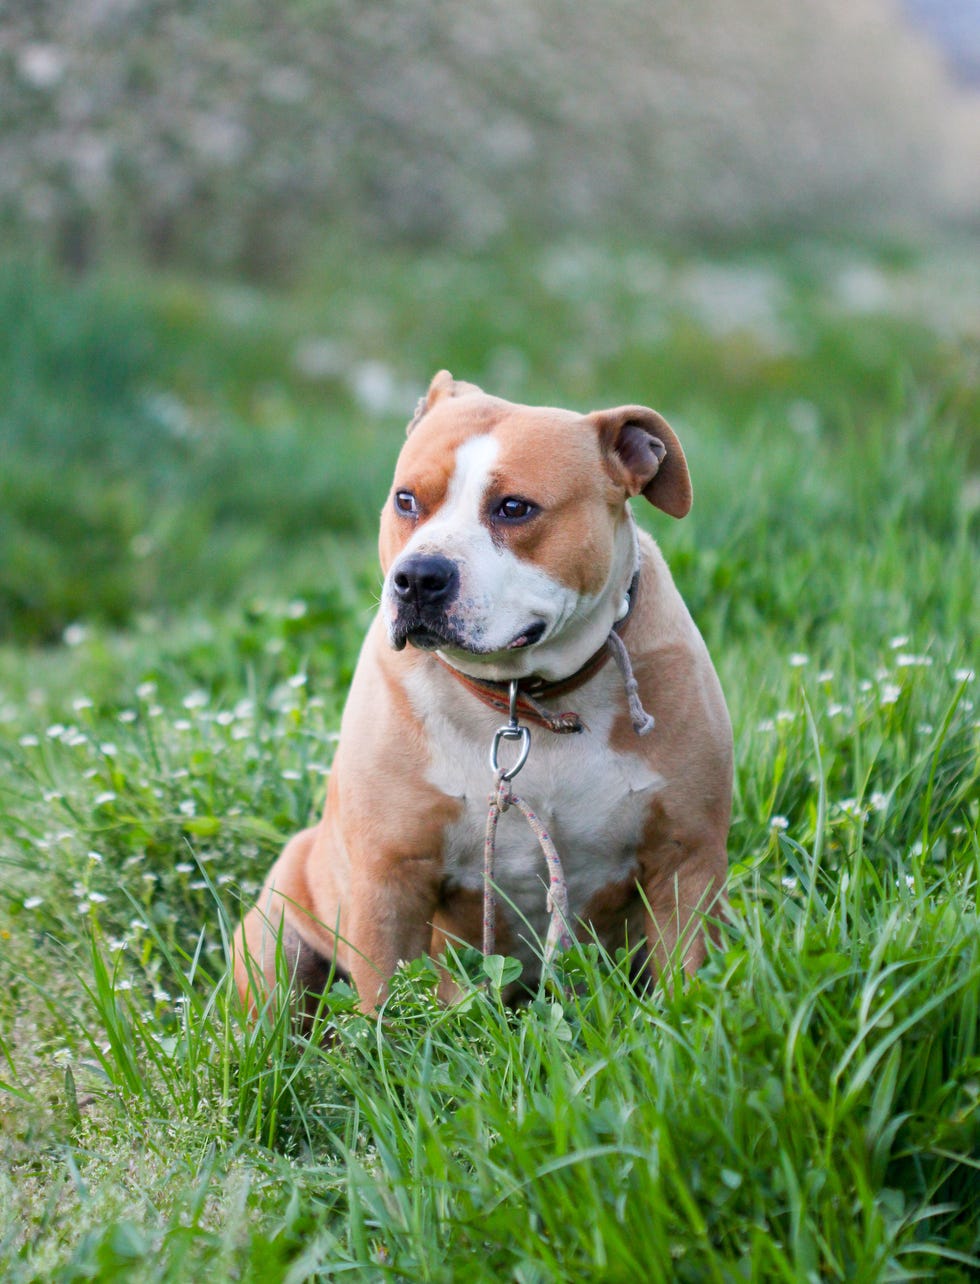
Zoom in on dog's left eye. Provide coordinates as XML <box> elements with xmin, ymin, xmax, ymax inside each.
<box><xmin>493</xmin><ymin>497</ymin><xmax>538</xmax><ymax>523</ymax></box>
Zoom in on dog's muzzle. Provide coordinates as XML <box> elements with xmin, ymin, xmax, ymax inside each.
<box><xmin>389</xmin><ymin>554</ymin><xmax>462</xmax><ymax>651</ymax></box>
<box><xmin>387</xmin><ymin>553</ymin><xmax>549</xmax><ymax>656</ymax></box>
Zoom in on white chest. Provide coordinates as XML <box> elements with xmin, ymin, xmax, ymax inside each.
<box><xmin>405</xmin><ymin>666</ymin><xmax>663</xmax><ymax>954</ymax></box>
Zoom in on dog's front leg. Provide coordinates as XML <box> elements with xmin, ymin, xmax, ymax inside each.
<box><xmin>345</xmin><ymin>853</ymin><xmax>441</xmax><ymax>1011</ymax></box>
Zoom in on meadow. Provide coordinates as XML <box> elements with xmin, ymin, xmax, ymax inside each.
<box><xmin>0</xmin><ymin>237</ymin><xmax>978</xmax><ymax>1280</ymax></box>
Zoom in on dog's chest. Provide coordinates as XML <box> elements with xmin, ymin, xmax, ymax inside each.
<box><xmin>405</xmin><ymin>666</ymin><xmax>663</xmax><ymax>947</ymax></box>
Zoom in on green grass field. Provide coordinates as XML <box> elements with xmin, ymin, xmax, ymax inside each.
<box><xmin>1</xmin><ymin>240</ymin><xmax>978</xmax><ymax>1281</ymax></box>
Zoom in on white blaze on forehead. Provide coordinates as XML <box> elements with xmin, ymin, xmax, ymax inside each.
<box><xmin>417</xmin><ymin>431</ymin><xmax>499</xmax><ymax>544</ymax></box>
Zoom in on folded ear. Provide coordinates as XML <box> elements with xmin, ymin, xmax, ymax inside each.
<box><xmin>406</xmin><ymin>369</ymin><xmax>484</xmax><ymax>435</ymax></box>
<box><xmin>589</xmin><ymin>404</ymin><xmax>693</xmax><ymax>518</ymax></box>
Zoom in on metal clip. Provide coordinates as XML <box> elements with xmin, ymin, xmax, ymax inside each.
<box><xmin>489</xmin><ymin>680</ymin><xmax>531</xmax><ymax>781</ymax></box>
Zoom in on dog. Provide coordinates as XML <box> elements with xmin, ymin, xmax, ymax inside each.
<box><xmin>234</xmin><ymin>371</ymin><xmax>732</xmax><ymax>1013</ymax></box>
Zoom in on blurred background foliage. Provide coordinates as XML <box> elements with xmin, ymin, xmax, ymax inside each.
<box><xmin>3</xmin><ymin>0</ymin><xmax>979</xmax><ymax>273</ymax></box>
<box><xmin>0</xmin><ymin>0</ymin><xmax>978</xmax><ymax>644</ymax></box>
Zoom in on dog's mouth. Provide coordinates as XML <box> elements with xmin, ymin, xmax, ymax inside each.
<box><xmin>390</xmin><ymin>613</ymin><xmax>467</xmax><ymax>654</ymax></box>
<box><xmin>398</xmin><ymin>626</ymin><xmax>452</xmax><ymax>652</ymax></box>
<box><xmin>391</xmin><ymin>615</ymin><xmax>547</xmax><ymax>655</ymax></box>
<box><xmin>504</xmin><ymin>620</ymin><xmax>547</xmax><ymax>650</ymax></box>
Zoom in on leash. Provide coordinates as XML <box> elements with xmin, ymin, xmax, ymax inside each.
<box><xmin>479</xmin><ymin>588</ymin><xmax>655</xmax><ymax>961</ymax></box>
<box><xmin>482</xmin><ymin>680</ymin><xmax>574</xmax><ymax>960</ymax></box>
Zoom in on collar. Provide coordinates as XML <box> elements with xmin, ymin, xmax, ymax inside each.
<box><xmin>434</xmin><ymin>570</ymin><xmax>640</xmax><ymax>734</ymax></box>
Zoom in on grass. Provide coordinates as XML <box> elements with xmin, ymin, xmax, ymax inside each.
<box><xmin>0</xmin><ymin>236</ymin><xmax>978</xmax><ymax>1280</ymax></box>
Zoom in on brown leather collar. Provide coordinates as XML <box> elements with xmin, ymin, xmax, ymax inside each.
<box><xmin>435</xmin><ymin>571</ymin><xmax>639</xmax><ymax>734</ymax></box>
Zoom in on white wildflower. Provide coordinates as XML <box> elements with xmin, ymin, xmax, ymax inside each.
<box><xmin>17</xmin><ymin>44</ymin><xmax>66</xmax><ymax>90</ymax></box>
<box><xmin>292</xmin><ymin>337</ymin><xmax>344</xmax><ymax>381</ymax></box>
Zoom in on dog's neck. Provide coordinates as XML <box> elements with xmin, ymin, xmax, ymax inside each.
<box><xmin>433</xmin><ymin>566</ymin><xmax>643</xmax><ymax>734</ymax></box>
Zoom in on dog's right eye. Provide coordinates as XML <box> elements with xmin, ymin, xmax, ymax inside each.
<box><xmin>394</xmin><ymin>490</ymin><xmax>419</xmax><ymax>516</ymax></box>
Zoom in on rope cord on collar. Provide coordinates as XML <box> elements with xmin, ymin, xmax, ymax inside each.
<box><xmin>606</xmin><ymin>629</ymin><xmax>656</xmax><ymax>736</ymax></box>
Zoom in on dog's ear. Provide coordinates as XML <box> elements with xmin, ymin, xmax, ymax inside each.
<box><xmin>589</xmin><ymin>404</ymin><xmax>692</xmax><ymax>518</ymax></box>
<box><xmin>406</xmin><ymin>369</ymin><xmax>484</xmax><ymax>435</ymax></box>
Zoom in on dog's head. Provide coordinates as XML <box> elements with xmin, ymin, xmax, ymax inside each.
<box><xmin>379</xmin><ymin>371</ymin><xmax>692</xmax><ymax>681</ymax></box>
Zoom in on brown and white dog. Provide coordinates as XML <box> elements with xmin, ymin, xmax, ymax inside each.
<box><xmin>234</xmin><ymin>371</ymin><xmax>732</xmax><ymax>1013</ymax></box>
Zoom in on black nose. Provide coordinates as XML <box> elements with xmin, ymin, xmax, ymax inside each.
<box><xmin>392</xmin><ymin>555</ymin><xmax>459</xmax><ymax>608</ymax></box>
